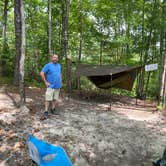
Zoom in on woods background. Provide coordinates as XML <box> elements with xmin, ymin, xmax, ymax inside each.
<box><xmin>0</xmin><ymin>0</ymin><xmax>165</xmax><ymax>108</ymax></box>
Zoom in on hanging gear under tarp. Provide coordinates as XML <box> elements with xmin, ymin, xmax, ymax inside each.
<box><xmin>75</xmin><ymin>64</ymin><xmax>142</xmax><ymax>91</ymax></box>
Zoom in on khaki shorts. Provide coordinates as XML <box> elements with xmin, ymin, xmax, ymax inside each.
<box><xmin>45</xmin><ymin>88</ymin><xmax>60</xmax><ymax>101</ymax></box>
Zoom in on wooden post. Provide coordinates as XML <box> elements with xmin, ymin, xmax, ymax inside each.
<box><xmin>109</xmin><ymin>73</ymin><xmax>112</xmax><ymax>110</ymax></box>
<box><xmin>136</xmin><ymin>70</ymin><xmax>138</xmax><ymax>105</ymax></box>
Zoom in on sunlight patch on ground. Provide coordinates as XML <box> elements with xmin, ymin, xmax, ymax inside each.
<box><xmin>114</xmin><ymin>107</ymin><xmax>160</xmax><ymax>122</ymax></box>
<box><xmin>0</xmin><ymin>110</ymin><xmax>19</xmax><ymax>123</ymax></box>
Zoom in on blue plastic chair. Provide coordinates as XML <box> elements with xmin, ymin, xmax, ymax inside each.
<box><xmin>28</xmin><ymin>135</ymin><xmax>72</xmax><ymax>166</ymax></box>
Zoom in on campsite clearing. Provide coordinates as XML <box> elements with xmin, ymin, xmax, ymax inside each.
<box><xmin>0</xmin><ymin>86</ymin><xmax>165</xmax><ymax>166</ymax></box>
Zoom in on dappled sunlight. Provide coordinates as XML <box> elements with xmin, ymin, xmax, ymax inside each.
<box><xmin>0</xmin><ymin>109</ymin><xmax>19</xmax><ymax>123</ymax></box>
<box><xmin>113</xmin><ymin>107</ymin><xmax>160</xmax><ymax>122</ymax></box>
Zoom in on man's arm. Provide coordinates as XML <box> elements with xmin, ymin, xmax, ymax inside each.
<box><xmin>60</xmin><ymin>74</ymin><xmax>62</xmax><ymax>82</ymax></box>
<box><xmin>40</xmin><ymin>71</ymin><xmax>50</xmax><ymax>87</ymax></box>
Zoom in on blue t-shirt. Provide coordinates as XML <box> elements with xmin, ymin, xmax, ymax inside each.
<box><xmin>42</xmin><ymin>62</ymin><xmax>62</xmax><ymax>89</ymax></box>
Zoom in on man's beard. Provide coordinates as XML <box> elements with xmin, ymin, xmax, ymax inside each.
<box><xmin>52</xmin><ymin>61</ymin><xmax>57</xmax><ymax>63</ymax></box>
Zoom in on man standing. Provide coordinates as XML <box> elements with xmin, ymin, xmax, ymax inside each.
<box><xmin>40</xmin><ymin>54</ymin><xmax>62</xmax><ymax>120</ymax></box>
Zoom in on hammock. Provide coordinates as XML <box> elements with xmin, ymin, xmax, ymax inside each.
<box><xmin>75</xmin><ymin>64</ymin><xmax>142</xmax><ymax>91</ymax></box>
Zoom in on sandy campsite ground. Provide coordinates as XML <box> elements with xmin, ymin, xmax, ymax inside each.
<box><xmin>0</xmin><ymin>85</ymin><xmax>165</xmax><ymax>166</ymax></box>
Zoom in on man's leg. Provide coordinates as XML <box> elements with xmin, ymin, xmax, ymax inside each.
<box><xmin>40</xmin><ymin>100</ymin><xmax>50</xmax><ymax>120</ymax></box>
<box><xmin>45</xmin><ymin>88</ymin><xmax>54</xmax><ymax>111</ymax></box>
<box><xmin>50</xmin><ymin>89</ymin><xmax>60</xmax><ymax>114</ymax></box>
<box><xmin>41</xmin><ymin>88</ymin><xmax>53</xmax><ymax>120</ymax></box>
<box><xmin>50</xmin><ymin>100</ymin><xmax>60</xmax><ymax>114</ymax></box>
<box><xmin>51</xmin><ymin>100</ymin><xmax>59</xmax><ymax>110</ymax></box>
<box><xmin>45</xmin><ymin>101</ymin><xmax>50</xmax><ymax>112</ymax></box>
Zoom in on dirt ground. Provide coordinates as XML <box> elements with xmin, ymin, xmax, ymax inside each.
<box><xmin>0</xmin><ymin>85</ymin><xmax>165</xmax><ymax>166</ymax></box>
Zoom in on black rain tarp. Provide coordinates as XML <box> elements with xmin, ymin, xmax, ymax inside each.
<box><xmin>75</xmin><ymin>64</ymin><xmax>142</xmax><ymax>91</ymax></box>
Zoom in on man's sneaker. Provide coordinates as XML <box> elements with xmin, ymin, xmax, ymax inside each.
<box><xmin>50</xmin><ymin>108</ymin><xmax>60</xmax><ymax>115</ymax></box>
<box><xmin>40</xmin><ymin>111</ymin><xmax>49</xmax><ymax>120</ymax></box>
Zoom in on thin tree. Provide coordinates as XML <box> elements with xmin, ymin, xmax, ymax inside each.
<box><xmin>48</xmin><ymin>0</ymin><xmax>52</xmax><ymax>56</ymax></box>
<box><xmin>13</xmin><ymin>0</ymin><xmax>20</xmax><ymax>86</ymax></box>
<box><xmin>64</xmin><ymin>0</ymin><xmax>71</xmax><ymax>92</ymax></box>
<box><xmin>76</xmin><ymin>0</ymin><xmax>83</xmax><ymax>89</ymax></box>
<box><xmin>0</xmin><ymin>0</ymin><xmax>9</xmax><ymax>77</ymax></box>
<box><xmin>14</xmin><ymin>0</ymin><xmax>26</xmax><ymax>107</ymax></box>
<box><xmin>159</xmin><ymin>0</ymin><xmax>166</xmax><ymax>108</ymax></box>
<box><xmin>159</xmin><ymin>41</ymin><xmax>166</xmax><ymax>107</ymax></box>
<box><xmin>137</xmin><ymin>0</ymin><xmax>145</xmax><ymax>98</ymax></box>
<box><xmin>78</xmin><ymin>1</ymin><xmax>83</xmax><ymax>64</ymax></box>
<box><xmin>2</xmin><ymin>0</ymin><xmax>8</xmax><ymax>46</ymax></box>
<box><xmin>59</xmin><ymin>1</ymin><xmax>65</xmax><ymax>62</ymax></box>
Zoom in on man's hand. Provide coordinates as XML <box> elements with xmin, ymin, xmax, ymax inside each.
<box><xmin>40</xmin><ymin>71</ymin><xmax>50</xmax><ymax>87</ymax></box>
<box><xmin>45</xmin><ymin>81</ymin><xmax>50</xmax><ymax>87</ymax></box>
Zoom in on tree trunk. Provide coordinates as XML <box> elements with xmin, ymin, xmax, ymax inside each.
<box><xmin>159</xmin><ymin>11</ymin><xmax>164</xmax><ymax>101</ymax></box>
<box><xmin>14</xmin><ymin>0</ymin><xmax>21</xmax><ymax>86</ymax></box>
<box><xmin>159</xmin><ymin>33</ymin><xmax>166</xmax><ymax>108</ymax></box>
<box><xmin>14</xmin><ymin>0</ymin><xmax>26</xmax><ymax>107</ymax></box>
<box><xmin>32</xmin><ymin>50</ymin><xmax>39</xmax><ymax>75</ymax></box>
<box><xmin>144</xmin><ymin>71</ymin><xmax>151</xmax><ymax>98</ymax></box>
<box><xmin>3</xmin><ymin>0</ymin><xmax>8</xmax><ymax>45</ymax></box>
<box><xmin>64</xmin><ymin>0</ymin><xmax>71</xmax><ymax>92</ymax></box>
<box><xmin>140</xmin><ymin>29</ymin><xmax>152</xmax><ymax>97</ymax></box>
<box><xmin>137</xmin><ymin>0</ymin><xmax>145</xmax><ymax>98</ymax></box>
<box><xmin>76</xmin><ymin>13</ymin><xmax>83</xmax><ymax>89</ymax></box>
<box><xmin>99</xmin><ymin>40</ymin><xmax>103</xmax><ymax>65</ymax></box>
<box><xmin>59</xmin><ymin>1</ymin><xmax>65</xmax><ymax>62</ymax></box>
<box><xmin>159</xmin><ymin>0</ymin><xmax>166</xmax><ymax>108</ymax></box>
<box><xmin>48</xmin><ymin>0</ymin><xmax>52</xmax><ymax>56</ymax></box>
<box><xmin>124</xmin><ymin>2</ymin><xmax>131</xmax><ymax>59</ymax></box>
<box><xmin>78</xmin><ymin>16</ymin><xmax>83</xmax><ymax>63</ymax></box>
<box><xmin>0</xmin><ymin>0</ymin><xmax>9</xmax><ymax>77</ymax></box>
